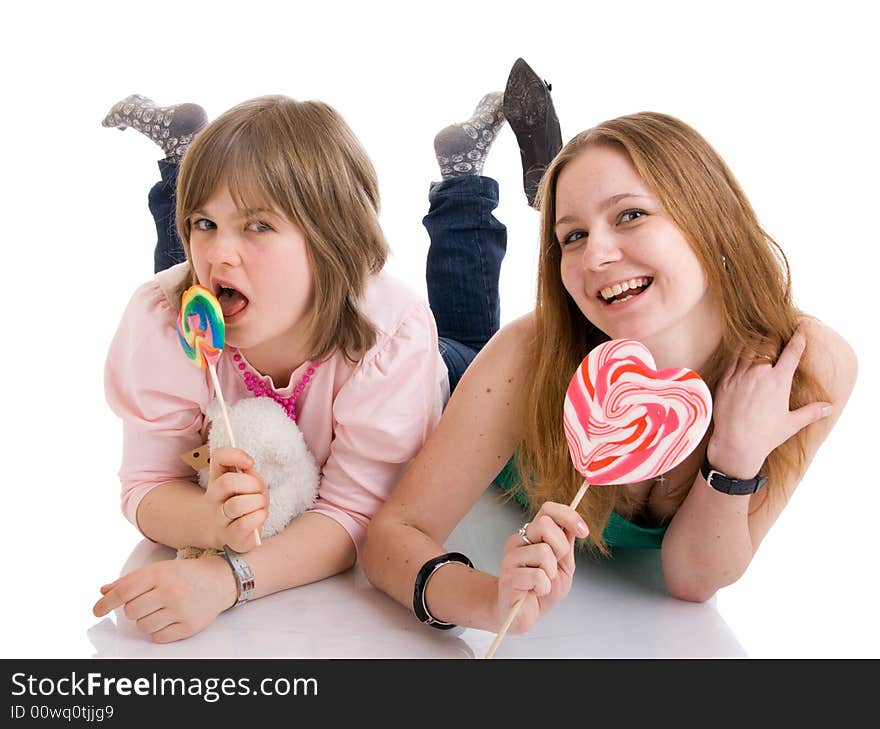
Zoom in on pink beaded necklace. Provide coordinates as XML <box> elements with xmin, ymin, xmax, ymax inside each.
<box><xmin>231</xmin><ymin>348</ymin><xmax>317</xmax><ymax>422</ymax></box>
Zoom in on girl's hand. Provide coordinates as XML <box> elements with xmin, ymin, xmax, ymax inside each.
<box><xmin>204</xmin><ymin>446</ymin><xmax>268</xmax><ymax>552</ymax></box>
<box><xmin>497</xmin><ymin>502</ymin><xmax>588</xmax><ymax>634</ymax></box>
<box><xmin>708</xmin><ymin>327</ymin><xmax>833</xmax><ymax>479</ymax></box>
<box><xmin>92</xmin><ymin>557</ymin><xmax>236</xmax><ymax>643</ymax></box>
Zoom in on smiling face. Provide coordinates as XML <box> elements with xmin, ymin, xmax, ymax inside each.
<box><xmin>187</xmin><ymin>182</ymin><xmax>315</xmax><ymax>371</ymax></box>
<box><xmin>554</xmin><ymin>144</ymin><xmax>721</xmax><ymax>360</ymax></box>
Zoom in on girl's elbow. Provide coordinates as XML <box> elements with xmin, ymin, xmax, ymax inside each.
<box><xmin>664</xmin><ymin>565</ymin><xmax>747</xmax><ymax>603</ymax></box>
<box><xmin>361</xmin><ymin>514</ymin><xmax>398</xmax><ymax>582</ymax></box>
<box><xmin>361</xmin><ymin>522</ymin><xmax>384</xmax><ymax>578</ymax></box>
<box><xmin>665</xmin><ymin>580</ymin><xmax>717</xmax><ymax>603</ymax></box>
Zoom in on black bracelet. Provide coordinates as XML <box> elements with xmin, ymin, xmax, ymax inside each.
<box><xmin>412</xmin><ymin>552</ymin><xmax>474</xmax><ymax>630</ymax></box>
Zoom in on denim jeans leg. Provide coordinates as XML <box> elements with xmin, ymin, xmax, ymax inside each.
<box><xmin>423</xmin><ymin>175</ymin><xmax>507</xmax><ymax>392</ymax></box>
<box><xmin>148</xmin><ymin>159</ymin><xmax>187</xmax><ymax>273</ymax></box>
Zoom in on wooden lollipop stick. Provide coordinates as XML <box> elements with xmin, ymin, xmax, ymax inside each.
<box><xmin>208</xmin><ymin>364</ymin><xmax>236</xmax><ymax>448</ymax></box>
<box><xmin>484</xmin><ymin>481</ymin><xmax>589</xmax><ymax>659</ymax></box>
<box><xmin>208</xmin><ymin>363</ymin><xmax>262</xmax><ymax>547</ymax></box>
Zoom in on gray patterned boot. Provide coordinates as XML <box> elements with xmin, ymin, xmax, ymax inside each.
<box><xmin>434</xmin><ymin>92</ymin><xmax>506</xmax><ymax>178</ymax></box>
<box><xmin>101</xmin><ymin>94</ymin><xmax>207</xmax><ymax>162</ymax></box>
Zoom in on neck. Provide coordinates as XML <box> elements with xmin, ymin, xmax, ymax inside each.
<box><xmin>641</xmin><ymin>316</ymin><xmax>723</xmax><ymax>377</ymax></box>
<box><xmin>240</xmin><ymin>336</ymin><xmax>310</xmax><ymax>386</ymax></box>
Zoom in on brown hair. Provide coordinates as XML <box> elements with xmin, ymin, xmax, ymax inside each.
<box><xmin>175</xmin><ymin>95</ymin><xmax>389</xmax><ymax>362</ymax></box>
<box><xmin>519</xmin><ymin>112</ymin><xmax>827</xmax><ymax>552</ymax></box>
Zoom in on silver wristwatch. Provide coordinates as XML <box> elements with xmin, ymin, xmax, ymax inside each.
<box><xmin>219</xmin><ymin>545</ymin><xmax>255</xmax><ymax>608</ymax></box>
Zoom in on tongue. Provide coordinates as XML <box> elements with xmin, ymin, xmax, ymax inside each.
<box><xmin>218</xmin><ymin>290</ymin><xmax>248</xmax><ymax>318</ymax></box>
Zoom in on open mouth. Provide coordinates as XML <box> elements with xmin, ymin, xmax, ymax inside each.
<box><xmin>215</xmin><ymin>284</ymin><xmax>249</xmax><ymax>319</ymax></box>
<box><xmin>598</xmin><ymin>277</ymin><xmax>653</xmax><ymax>306</ymax></box>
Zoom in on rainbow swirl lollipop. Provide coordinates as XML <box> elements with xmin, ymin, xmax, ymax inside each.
<box><xmin>177</xmin><ymin>285</ymin><xmax>226</xmax><ymax>369</ymax></box>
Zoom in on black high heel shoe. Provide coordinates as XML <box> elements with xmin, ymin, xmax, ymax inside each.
<box><xmin>502</xmin><ymin>58</ymin><xmax>563</xmax><ymax>208</ymax></box>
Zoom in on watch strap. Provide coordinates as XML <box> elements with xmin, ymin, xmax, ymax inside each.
<box><xmin>701</xmin><ymin>455</ymin><xmax>768</xmax><ymax>496</ymax></box>
<box><xmin>220</xmin><ymin>545</ymin><xmax>255</xmax><ymax>608</ymax></box>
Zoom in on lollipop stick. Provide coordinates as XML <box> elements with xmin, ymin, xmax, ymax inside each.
<box><xmin>207</xmin><ymin>363</ymin><xmax>262</xmax><ymax>548</ymax></box>
<box><xmin>484</xmin><ymin>481</ymin><xmax>589</xmax><ymax>659</ymax></box>
<box><xmin>207</xmin><ymin>363</ymin><xmax>237</xmax><ymax>449</ymax></box>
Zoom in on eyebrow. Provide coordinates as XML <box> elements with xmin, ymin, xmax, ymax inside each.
<box><xmin>554</xmin><ymin>193</ymin><xmax>652</xmax><ymax>228</ymax></box>
<box><xmin>190</xmin><ymin>206</ymin><xmax>276</xmax><ymax>219</ymax></box>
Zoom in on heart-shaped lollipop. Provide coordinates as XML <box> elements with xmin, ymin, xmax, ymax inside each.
<box><xmin>486</xmin><ymin>339</ymin><xmax>712</xmax><ymax>659</ymax></box>
<box><xmin>563</xmin><ymin>338</ymin><xmax>712</xmax><ymax>485</ymax></box>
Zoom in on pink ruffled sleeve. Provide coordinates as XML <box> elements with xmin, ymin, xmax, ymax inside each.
<box><xmin>310</xmin><ymin>301</ymin><xmax>446</xmax><ymax>554</ymax></box>
<box><xmin>104</xmin><ymin>279</ymin><xmax>209</xmax><ymax>529</ymax></box>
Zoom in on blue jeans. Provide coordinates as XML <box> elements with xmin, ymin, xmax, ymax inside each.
<box><xmin>148</xmin><ymin>168</ymin><xmax>506</xmax><ymax>393</ymax></box>
<box><xmin>423</xmin><ymin>175</ymin><xmax>506</xmax><ymax>391</ymax></box>
<box><xmin>148</xmin><ymin>160</ymin><xmax>187</xmax><ymax>273</ymax></box>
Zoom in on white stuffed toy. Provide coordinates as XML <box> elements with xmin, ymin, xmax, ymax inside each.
<box><xmin>177</xmin><ymin>397</ymin><xmax>320</xmax><ymax>559</ymax></box>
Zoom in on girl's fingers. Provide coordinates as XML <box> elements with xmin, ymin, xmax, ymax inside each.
<box><xmin>722</xmin><ymin>347</ymin><xmax>743</xmax><ymax>385</ymax></box>
<box><xmin>733</xmin><ymin>350</ymin><xmax>754</xmax><ymax>378</ymax></box>
<box><xmin>508</xmin><ymin>542</ymin><xmax>559</xmax><ymax>581</ymax></box>
<box><xmin>122</xmin><ymin>588</ymin><xmax>165</xmax><ymax>622</ymax></box>
<box><xmin>511</xmin><ymin>568</ymin><xmax>552</xmax><ymax>597</ymax></box>
<box><xmin>531</xmin><ymin>502</ymin><xmax>588</xmax><ymax>541</ymax></box>
<box><xmin>136</xmin><ymin>608</ymin><xmax>177</xmax><ymax>637</ymax></box>
<box><xmin>226</xmin><ymin>510</ymin><xmax>268</xmax><ymax>550</ymax></box>
<box><xmin>774</xmin><ymin>328</ymin><xmax>807</xmax><ymax>380</ymax></box>
<box><xmin>212</xmin><ymin>472</ymin><xmax>268</xmax><ymax>502</ymax></box>
<box><xmin>222</xmin><ymin>493</ymin><xmax>269</xmax><ymax>521</ymax></box>
<box><xmin>522</xmin><ymin>515</ymin><xmax>574</xmax><ymax>563</ymax></box>
<box><xmin>208</xmin><ymin>446</ymin><xmax>256</xmax><ymax>482</ymax></box>
<box><xmin>93</xmin><ymin>572</ymin><xmax>155</xmax><ymax>617</ymax></box>
<box><xmin>787</xmin><ymin>400</ymin><xmax>834</xmax><ymax>439</ymax></box>
<box><xmin>149</xmin><ymin>622</ymin><xmax>187</xmax><ymax>644</ymax></box>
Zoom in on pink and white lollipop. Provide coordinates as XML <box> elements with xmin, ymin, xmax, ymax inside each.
<box><xmin>564</xmin><ymin>338</ymin><xmax>712</xmax><ymax>486</ymax></box>
<box><xmin>486</xmin><ymin>339</ymin><xmax>712</xmax><ymax>658</ymax></box>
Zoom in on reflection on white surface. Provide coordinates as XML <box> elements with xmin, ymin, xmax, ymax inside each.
<box><xmin>86</xmin><ymin>490</ymin><xmax>744</xmax><ymax>658</ymax></box>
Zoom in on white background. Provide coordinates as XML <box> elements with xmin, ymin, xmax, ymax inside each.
<box><xmin>2</xmin><ymin>0</ymin><xmax>877</xmax><ymax>657</ymax></box>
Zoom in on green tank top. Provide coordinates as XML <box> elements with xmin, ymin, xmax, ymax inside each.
<box><xmin>494</xmin><ymin>458</ymin><xmax>667</xmax><ymax>550</ymax></box>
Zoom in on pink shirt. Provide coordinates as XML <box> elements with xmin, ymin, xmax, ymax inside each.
<box><xmin>105</xmin><ymin>263</ymin><xmax>449</xmax><ymax>554</ymax></box>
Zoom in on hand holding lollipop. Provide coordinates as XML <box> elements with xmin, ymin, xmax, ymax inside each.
<box><xmin>485</xmin><ymin>339</ymin><xmax>712</xmax><ymax>658</ymax></box>
<box><xmin>177</xmin><ymin>284</ymin><xmax>262</xmax><ymax>547</ymax></box>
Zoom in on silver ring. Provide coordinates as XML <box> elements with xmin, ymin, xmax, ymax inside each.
<box><xmin>518</xmin><ymin>522</ymin><xmax>532</xmax><ymax>545</ymax></box>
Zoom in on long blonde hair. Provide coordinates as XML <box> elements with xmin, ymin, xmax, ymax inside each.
<box><xmin>519</xmin><ymin>112</ymin><xmax>827</xmax><ymax>552</ymax></box>
<box><xmin>175</xmin><ymin>95</ymin><xmax>389</xmax><ymax>362</ymax></box>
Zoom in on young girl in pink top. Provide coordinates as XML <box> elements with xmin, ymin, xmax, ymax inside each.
<box><xmin>93</xmin><ymin>93</ymin><xmax>509</xmax><ymax>642</ymax></box>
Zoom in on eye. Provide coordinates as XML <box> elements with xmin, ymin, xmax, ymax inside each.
<box><xmin>192</xmin><ymin>218</ymin><xmax>215</xmax><ymax>231</ymax></box>
<box><xmin>247</xmin><ymin>221</ymin><xmax>273</xmax><ymax>233</ymax></box>
<box><xmin>618</xmin><ymin>209</ymin><xmax>646</xmax><ymax>223</ymax></box>
<box><xmin>560</xmin><ymin>230</ymin><xmax>587</xmax><ymax>246</ymax></box>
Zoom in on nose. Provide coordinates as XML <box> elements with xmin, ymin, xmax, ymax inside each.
<box><xmin>581</xmin><ymin>227</ymin><xmax>623</xmax><ymax>271</ymax></box>
<box><xmin>203</xmin><ymin>227</ymin><xmax>242</xmax><ymax>267</ymax></box>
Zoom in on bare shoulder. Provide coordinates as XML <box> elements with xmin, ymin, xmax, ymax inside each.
<box><xmin>460</xmin><ymin>313</ymin><xmax>536</xmax><ymax>391</ymax></box>
<box><xmin>799</xmin><ymin>316</ymin><xmax>858</xmax><ymax>405</ymax></box>
<box><xmin>484</xmin><ymin>312</ymin><xmax>536</xmax><ymax>354</ymax></box>
<box><xmin>436</xmin><ymin>312</ymin><xmax>538</xmax><ymax>468</ymax></box>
